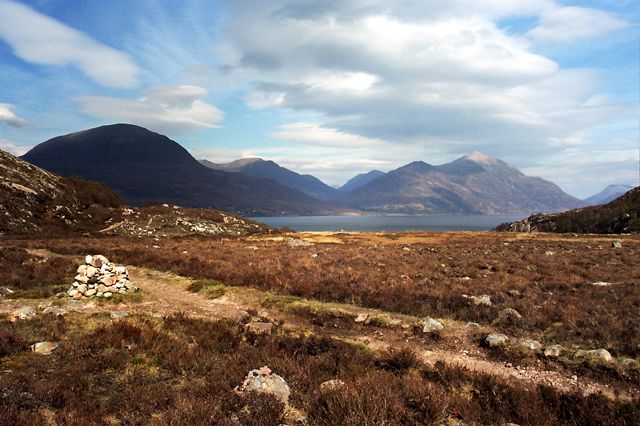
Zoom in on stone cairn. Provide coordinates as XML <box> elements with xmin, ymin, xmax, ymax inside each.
<box><xmin>67</xmin><ymin>255</ymin><xmax>137</xmax><ymax>299</ymax></box>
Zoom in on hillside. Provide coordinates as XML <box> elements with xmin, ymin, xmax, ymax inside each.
<box><xmin>0</xmin><ymin>149</ymin><xmax>122</xmax><ymax>234</ymax></box>
<box><xmin>22</xmin><ymin>124</ymin><xmax>335</xmax><ymax>216</ymax></box>
<box><xmin>201</xmin><ymin>157</ymin><xmax>339</xmax><ymax>201</ymax></box>
<box><xmin>339</xmin><ymin>152</ymin><xmax>584</xmax><ymax>215</ymax></box>
<box><xmin>339</xmin><ymin>170</ymin><xmax>386</xmax><ymax>193</ymax></box>
<box><xmin>584</xmin><ymin>184</ymin><xmax>634</xmax><ymax>205</ymax></box>
<box><xmin>495</xmin><ymin>186</ymin><xmax>640</xmax><ymax>234</ymax></box>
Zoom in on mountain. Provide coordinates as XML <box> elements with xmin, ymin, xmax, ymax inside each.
<box><xmin>337</xmin><ymin>152</ymin><xmax>584</xmax><ymax>215</ymax></box>
<box><xmin>339</xmin><ymin>170</ymin><xmax>385</xmax><ymax>193</ymax></box>
<box><xmin>22</xmin><ymin>124</ymin><xmax>334</xmax><ymax>216</ymax></box>
<box><xmin>583</xmin><ymin>184</ymin><xmax>634</xmax><ymax>205</ymax></box>
<box><xmin>495</xmin><ymin>187</ymin><xmax>639</xmax><ymax>234</ymax></box>
<box><xmin>201</xmin><ymin>158</ymin><xmax>339</xmax><ymax>201</ymax></box>
<box><xmin>0</xmin><ymin>148</ymin><xmax>122</xmax><ymax>235</ymax></box>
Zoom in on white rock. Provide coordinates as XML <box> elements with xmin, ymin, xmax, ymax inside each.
<box><xmin>422</xmin><ymin>318</ymin><xmax>444</xmax><ymax>333</ymax></box>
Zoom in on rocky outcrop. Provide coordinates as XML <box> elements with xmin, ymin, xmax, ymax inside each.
<box><xmin>67</xmin><ymin>255</ymin><xmax>137</xmax><ymax>299</ymax></box>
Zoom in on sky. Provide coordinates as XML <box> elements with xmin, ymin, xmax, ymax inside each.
<box><xmin>0</xmin><ymin>0</ymin><xmax>638</xmax><ymax>197</ymax></box>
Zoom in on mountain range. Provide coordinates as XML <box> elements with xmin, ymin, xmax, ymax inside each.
<box><xmin>22</xmin><ymin>123</ymin><xmax>585</xmax><ymax>216</ymax></box>
<box><xmin>22</xmin><ymin>124</ymin><xmax>337</xmax><ymax>216</ymax></box>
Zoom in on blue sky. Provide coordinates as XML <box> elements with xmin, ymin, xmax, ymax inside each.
<box><xmin>0</xmin><ymin>0</ymin><xmax>638</xmax><ymax>197</ymax></box>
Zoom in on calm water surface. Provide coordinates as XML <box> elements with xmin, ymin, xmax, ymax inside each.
<box><xmin>250</xmin><ymin>215</ymin><xmax>524</xmax><ymax>232</ymax></box>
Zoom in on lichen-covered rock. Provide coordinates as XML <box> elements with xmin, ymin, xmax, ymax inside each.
<box><xmin>235</xmin><ymin>366</ymin><xmax>290</xmax><ymax>404</ymax></box>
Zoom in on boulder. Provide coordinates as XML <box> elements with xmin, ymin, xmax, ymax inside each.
<box><xmin>485</xmin><ymin>333</ymin><xmax>509</xmax><ymax>348</ymax></box>
<box><xmin>496</xmin><ymin>308</ymin><xmax>523</xmax><ymax>324</ymax></box>
<box><xmin>422</xmin><ymin>318</ymin><xmax>444</xmax><ymax>333</ymax></box>
<box><xmin>31</xmin><ymin>341</ymin><xmax>59</xmax><ymax>356</ymax></box>
<box><xmin>235</xmin><ymin>366</ymin><xmax>290</xmax><ymax>405</ymax></box>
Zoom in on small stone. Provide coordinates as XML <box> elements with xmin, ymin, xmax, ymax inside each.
<box><xmin>85</xmin><ymin>255</ymin><xmax>93</xmax><ymax>265</ymax></box>
<box><xmin>245</xmin><ymin>321</ymin><xmax>273</xmax><ymax>335</ymax></box>
<box><xmin>86</xmin><ymin>266</ymin><xmax>98</xmax><ymax>278</ymax></box>
<box><xmin>421</xmin><ymin>317</ymin><xmax>444</xmax><ymax>333</ymax></box>
<box><xmin>611</xmin><ymin>240</ymin><xmax>622</xmax><ymax>248</ymax></box>
<box><xmin>74</xmin><ymin>274</ymin><xmax>89</xmax><ymax>284</ymax></box>
<box><xmin>110</xmin><ymin>311</ymin><xmax>129</xmax><ymax>319</ymax></box>
<box><xmin>485</xmin><ymin>333</ymin><xmax>509</xmax><ymax>348</ymax></box>
<box><xmin>543</xmin><ymin>344</ymin><xmax>563</xmax><ymax>358</ymax></box>
<box><xmin>319</xmin><ymin>379</ymin><xmax>346</xmax><ymax>393</ymax></box>
<box><xmin>464</xmin><ymin>294</ymin><xmax>492</xmax><ymax>306</ymax></box>
<box><xmin>103</xmin><ymin>292</ymin><xmax>112</xmax><ymax>298</ymax></box>
<box><xmin>85</xmin><ymin>289</ymin><xmax>97</xmax><ymax>297</ymax></box>
<box><xmin>31</xmin><ymin>341</ymin><xmax>59</xmax><ymax>356</ymax></box>
<box><xmin>77</xmin><ymin>284</ymin><xmax>87</xmax><ymax>294</ymax></box>
<box><xmin>545</xmin><ymin>251</ymin><xmax>555</xmax><ymax>256</ymax></box>
<box><xmin>571</xmin><ymin>375</ymin><xmax>578</xmax><ymax>381</ymax></box>
<box><xmin>67</xmin><ymin>289</ymin><xmax>79</xmax><ymax>297</ymax></box>
<box><xmin>77</xmin><ymin>264</ymin><xmax>88</xmax><ymax>275</ymax></box>
<box><xmin>496</xmin><ymin>308</ymin><xmax>523</xmax><ymax>324</ymax></box>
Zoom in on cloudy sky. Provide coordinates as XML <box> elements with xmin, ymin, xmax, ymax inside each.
<box><xmin>0</xmin><ymin>0</ymin><xmax>638</xmax><ymax>197</ymax></box>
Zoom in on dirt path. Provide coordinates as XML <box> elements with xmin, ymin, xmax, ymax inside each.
<box><xmin>8</xmin><ymin>249</ymin><xmax>636</xmax><ymax>401</ymax></box>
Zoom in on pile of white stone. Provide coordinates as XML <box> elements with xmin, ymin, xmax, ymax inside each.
<box><xmin>67</xmin><ymin>255</ymin><xmax>137</xmax><ymax>299</ymax></box>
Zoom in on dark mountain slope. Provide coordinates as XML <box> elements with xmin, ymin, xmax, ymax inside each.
<box><xmin>339</xmin><ymin>170</ymin><xmax>386</xmax><ymax>193</ymax></box>
<box><xmin>22</xmin><ymin>124</ymin><xmax>332</xmax><ymax>216</ymax></box>
<box><xmin>495</xmin><ymin>187</ymin><xmax>640</xmax><ymax>234</ymax></box>
<box><xmin>201</xmin><ymin>157</ymin><xmax>339</xmax><ymax>201</ymax></box>
<box><xmin>339</xmin><ymin>152</ymin><xmax>583</xmax><ymax>215</ymax></box>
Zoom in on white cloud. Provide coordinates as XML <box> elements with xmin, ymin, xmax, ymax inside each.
<box><xmin>0</xmin><ymin>0</ymin><xmax>139</xmax><ymax>88</ymax></box>
<box><xmin>0</xmin><ymin>138</ymin><xmax>30</xmax><ymax>156</ymax></box>
<box><xmin>77</xmin><ymin>85</ymin><xmax>223</xmax><ymax>135</ymax></box>
<box><xmin>527</xmin><ymin>6</ymin><xmax>628</xmax><ymax>43</ymax></box>
<box><xmin>271</xmin><ymin>122</ymin><xmax>387</xmax><ymax>147</ymax></box>
<box><xmin>0</xmin><ymin>103</ymin><xmax>27</xmax><ymax>127</ymax></box>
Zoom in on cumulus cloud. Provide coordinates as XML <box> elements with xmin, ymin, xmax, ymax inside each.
<box><xmin>527</xmin><ymin>6</ymin><xmax>628</xmax><ymax>43</ymax></box>
<box><xmin>77</xmin><ymin>85</ymin><xmax>224</xmax><ymax>134</ymax></box>
<box><xmin>0</xmin><ymin>0</ymin><xmax>138</xmax><ymax>88</ymax></box>
<box><xmin>214</xmin><ymin>0</ymin><xmax>630</xmax><ymax>162</ymax></box>
<box><xmin>0</xmin><ymin>103</ymin><xmax>27</xmax><ymax>127</ymax></box>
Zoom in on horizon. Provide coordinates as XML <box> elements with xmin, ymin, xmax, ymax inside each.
<box><xmin>1</xmin><ymin>0</ymin><xmax>639</xmax><ymax>198</ymax></box>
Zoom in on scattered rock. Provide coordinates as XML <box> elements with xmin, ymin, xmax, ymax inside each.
<box><xmin>463</xmin><ymin>294</ymin><xmax>492</xmax><ymax>306</ymax></box>
<box><xmin>42</xmin><ymin>307</ymin><xmax>67</xmax><ymax>317</ymax></box>
<box><xmin>8</xmin><ymin>306</ymin><xmax>36</xmax><ymax>322</ymax></box>
<box><xmin>30</xmin><ymin>341</ymin><xmax>59</xmax><ymax>356</ymax></box>
<box><xmin>287</xmin><ymin>239</ymin><xmax>313</xmax><ymax>248</ymax></box>
<box><xmin>496</xmin><ymin>308</ymin><xmax>523</xmax><ymax>324</ymax></box>
<box><xmin>485</xmin><ymin>333</ymin><xmax>509</xmax><ymax>348</ymax></box>
<box><xmin>319</xmin><ymin>379</ymin><xmax>346</xmax><ymax>393</ymax></box>
<box><xmin>354</xmin><ymin>313</ymin><xmax>369</xmax><ymax>323</ymax></box>
<box><xmin>67</xmin><ymin>255</ymin><xmax>137</xmax><ymax>299</ymax></box>
<box><xmin>543</xmin><ymin>344</ymin><xmax>563</xmax><ymax>358</ymax></box>
<box><xmin>235</xmin><ymin>310</ymin><xmax>251</xmax><ymax>324</ymax></box>
<box><xmin>517</xmin><ymin>339</ymin><xmax>542</xmax><ymax>352</ymax></box>
<box><xmin>574</xmin><ymin>348</ymin><xmax>612</xmax><ymax>363</ymax></box>
<box><xmin>245</xmin><ymin>321</ymin><xmax>273</xmax><ymax>336</ymax></box>
<box><xmin>421</xmin><ymin>318</ymin><xmax>444</xmax><ymax>333</ymax></box>
<box><xmin>235</xmin><ymin>366</ymin><xmax>290</xmax><ymax>404</ymax></box>
<box><xmin>611</xmin><ymin>240</ymin><xmax>622</xmax><ymax>248</ymax></box>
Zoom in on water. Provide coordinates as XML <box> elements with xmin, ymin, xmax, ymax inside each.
<box><xmin>250</xmin><ymin>215</ymin><xmax>524</xmax><ymax>232</ymax></box>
